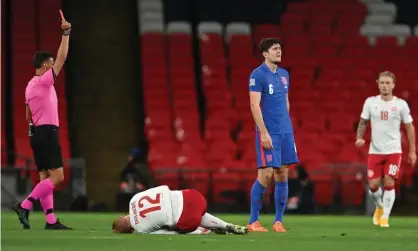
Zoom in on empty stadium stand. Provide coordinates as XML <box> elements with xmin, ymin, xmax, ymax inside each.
<box><xmin>1</xmin><ymin>0</ymin><xmax>7</xmax><ymax>165</ymax></box>
<box><xmin>4</xmin><ymin>0</ymin><xmax>417</xmax><ymax>210</ymax></box>
<box><xmin>9</xmin><ymin>0</ymin><xmax>71</xmax><ymax>189</ymax></box>
<box><xmin>139</xmin><ymin>0</ymin><xmax>418</xmax><ymax>208</ymax></box>
<box><xmin>10</xmin><ymin>0</ymin><xmax>37</xmax><ymax>168</ymax></box>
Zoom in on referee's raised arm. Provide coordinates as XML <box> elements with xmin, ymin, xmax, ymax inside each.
<box><xmin>53</xmin><ymin>19</ymin><xmax>71</xmax><ymax>76</ymax></box>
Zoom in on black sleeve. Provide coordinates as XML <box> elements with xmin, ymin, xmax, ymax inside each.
<box><xmin>120</xmin><ymin>166</ymin><xmax>130</xmax><ymax>182</ymax></box>
<box><xmin>135</xmin><ymin>164</ymin><xmax>153</xmax><ymax>188</ymax></box>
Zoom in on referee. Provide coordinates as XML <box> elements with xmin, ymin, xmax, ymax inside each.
<box><xmin>13</xmin><ymin>16</ymin><xmax>72</xmax><ymax>230</ymax></box>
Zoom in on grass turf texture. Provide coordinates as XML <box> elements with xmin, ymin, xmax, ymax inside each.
<box><xmin>2</xmin><ymin>212</ymin><xmax>418</xmax><ymax>251</ymax></box>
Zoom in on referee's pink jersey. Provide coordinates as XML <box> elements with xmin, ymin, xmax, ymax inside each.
<box><xmin>25</xmin><ymin>69</ymin><xmax>59</xmax><ymax>127</ymax></box>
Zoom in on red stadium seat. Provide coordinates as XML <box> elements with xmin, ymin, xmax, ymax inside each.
<box><xmin>286</xmin><ymin>2</ymin><xmax>309</xmax><ymax>14</ymax></box>
<box><xmin>280</xmin><ymin>23</ymin><xmax>305</xmax><ymax>37</ymax></box>
<box><xmin>285</xmin><ymin>45</ymin><xmax>310</xmax><ymax>58</ymax></box>
<box><xmin>11</xmin><ymin>0</ymin><xmax>37</xmax><ymax>170</ymax></box>
<box><xmin>340</xmin><ymin>175</ymin><xmax>365</xmax><ymax>206</ymax></box>
<box><xmin>10</xmin><ymin>0</ymin><xmax>72</xmax><ymax>188</ymax></box>
<box><xmin>375</xmin><ymin>37</ymin><xmax>399</xmax><ymax>47</ymax></box>
<box><xmin>315</xmin><ymin>78</ymin><xmax>341</xmax><ymax>89</ymax></box>
<box><xmin>320</xmin><ymin>90</ymin><xmax>351</xmax><ymax>102</ymax></box>
<box><xmin>290</xmin><ymin>102</ymin><xmax>317</xmax><ymax>115</ymax></box>
<box><xmin>212</xmin><ymin>171</ymin><xmax>241</xmax><ymax>204</ymax></box>
<box><xmin>311</xmin><ymin>45</ymin><xmax>339</xmax><ymax>58</ymax></box>
<box><xmin>311</xmin><ymin>173</ymin><xmax>334</xmax><ymax>206</ymax></box>
<box><xmin>318</xmin><ymin>101</ymin><xmax>345</xmax><ymax>114</ymax></box>
<box><xmin>253</xmin><ymin>24</ymin><xmax>280</xmax><ymax>42</ymax></box>
<box><xmin>336</xmin><ymin>16</ymin><xmax>366</xmax><ymax>36</ymax></box>
<box><xmin>147</xmin><ymin>128</ymin><xmax>176</xmax><ymax>143</ymax></box>
<box><xmin>340</xmin><ymin>36</ymin><xmax>369</xmax><ymax>47</ymax></box>
<box><xmin>327</xmin><ymin>113</ymin><xmax>358</xmax><ymax>133</ymax></box>
<box><xmin>339</xmin><ymin>2</ymin><xmax>367</xmax><ymax>15</ymax></box>
<box><xmin>179</xmin><ymin>150</ymin><xmax>210</xmax><ymax>197</ymax></box>
<box><xmin>280</xmin><ymin>13</ymin><xmax>305</xmax><ymax>25</ymax></box>
<box><xmin>229</xmin><ymin>35</ymin><xmax>253</xmax><ymax>59</ymax></box>
<box><xmin>308</xmin><ymin>13</ymin><xmax>337</xmax><ymax>25</ymax></box>
<box><xmin>144</xmin><ymin>0</ymin><xmax>414</xmax><ymax>208</ymax></box>
<box><xmin>307</xmin><ymin>24</ymin><xmax>333</xmax><ymax>36</ymax></box>
<box><xmin>282</xmin><ymin>35</ymin><xmax>311</xmax><ymax>47</ymax></box>
<box><xmin>298</xmin><ymin>113</ymin><xmax>327</xmax><ymax>133</ymax></box>
<box><xmin>367</xmin><ymin>47</ymin><xmax>395</xmax><ymax>59</ymax></box>
<box><xmin>340</xmin><ymin>46</ymin><xmax>367</xmax><ymax>58</ymax></box>
<box><xmin>289</xmin><ymin>89</ymin><xmax>318</xmax><ymax>102</ymax></box>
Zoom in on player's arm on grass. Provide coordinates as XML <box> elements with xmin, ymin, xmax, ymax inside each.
<box><xmin>53</xmin><ymin>20</ymin><xmax>71</xmax><ymax>76</ymax></box>
<box><xmin>401</xmin><ymin>101</ymin><xmax>416</xmax><ymax>166</ymax></box>
<box><xmin>249</xmin><ymin>73</ymin><xmax>267</xmax><ymax>133</ymax></box>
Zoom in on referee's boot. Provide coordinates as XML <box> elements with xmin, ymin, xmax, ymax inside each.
<box><xmin>13</xmin><ymin>203</ymin><xmax>30</xmax><ymax>229</ymax></box>
<box><xmin>45</xmin><ymin>219</ymin><xmax>73</xmax><ymax>230</ymax></box>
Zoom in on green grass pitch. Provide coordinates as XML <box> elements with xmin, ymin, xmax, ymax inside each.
<box><xmin>2</xmin><ymin>212</ymin><xmax>418</xmax><ymax>251</ymax></box>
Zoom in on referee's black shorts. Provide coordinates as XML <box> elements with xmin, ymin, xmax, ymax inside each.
<box><xmin>30</xmin><ymin>125</ymin><xmax>63</xmax><ymax>172</ymax></box>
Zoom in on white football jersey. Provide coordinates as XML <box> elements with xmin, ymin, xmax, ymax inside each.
<box><xmin>361</xmin><ymin>96</ymin><xmax>413</xmax><ymax>154</ymax></box>
<box><xmin>129</xmin><ymin>185</ymin><xmax>183</xmax><ymax>233</ymax></box>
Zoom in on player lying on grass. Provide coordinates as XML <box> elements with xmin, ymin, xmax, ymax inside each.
<box><xmin>112</xmin><ymin>185</ymin><xmax>248</xmax><ymax>235</ymax></box>
<box><xmin>356</xmin><ymin>71</ymin><xmax>416</xmax><ymax>228</ymax></box>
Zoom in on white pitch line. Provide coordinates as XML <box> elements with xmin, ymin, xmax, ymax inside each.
<box><xmin>3</xmin><ymin>235</ymin><xmax>259</xmax><ymax>242</ymax></box>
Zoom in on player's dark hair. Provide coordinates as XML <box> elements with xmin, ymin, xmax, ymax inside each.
<box><xmin>33</xmin><ymin>51</ymin><xmax>53</xmax><ymax>68</ymax></box>
<box><xmin>259</xmin><ymin>38</ymin><xmax>281</xmax><ymax>54</ymax></box>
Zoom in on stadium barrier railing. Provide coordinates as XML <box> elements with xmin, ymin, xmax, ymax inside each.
<box><xmin>1</xmin><ymin>154</ymin><xmax>86</xmax><ymax>210</ymax></box>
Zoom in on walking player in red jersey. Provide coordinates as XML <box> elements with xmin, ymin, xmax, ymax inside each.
<box><xmin>355</xmin><ymin>71</ymin><xmax>416</xmax><ymax>228</ymax></box>
<box><xmin>14</xmin><ymin>13</ymin><xmax>72</xmax><ymax>230</ymax></box>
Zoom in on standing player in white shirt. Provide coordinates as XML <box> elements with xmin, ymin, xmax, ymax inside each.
<box><xmin>111</xmin><ymin>185</ymin><xmax>248</xmax><ymax>235</ymax></box>
<box><xmin>355</xmin><ymin>71</ymin><xmax>416</xmax><ymax>228</ymax></box>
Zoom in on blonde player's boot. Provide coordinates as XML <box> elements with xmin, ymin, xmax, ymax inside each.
<box><xmin>373</xmin><ymin>207</ymin><xmax>384</xmax><ymax>226</ymax></box>
<box><xmin>226</xmin><ymin>224</ymin><xmax>249</xmax><ymax>235</ymax></box>
<box><xmin>380</xmin><ymin>218</ymin><xmax>389</xmax><ymax>228</ymax></box>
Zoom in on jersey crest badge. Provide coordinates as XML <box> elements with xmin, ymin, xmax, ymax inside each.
<box><xmin>281</xmin><ymin>76</ymin><xmax>288</xmax><ymax>86</ymax></box>
<box><xmin>391</xmin><ymin>107</ymin><xmax>397</xmax><ymax>112</ymax></box>
<box><xmin>249</xmin><ymin>78</ymin><xmax>255</xmax><ymax>86</ymax></box>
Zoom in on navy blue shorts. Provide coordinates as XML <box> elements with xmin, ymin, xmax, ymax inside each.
<box><xmin>255</xmin><ymin>133</ymin><xmax>298</xmax><ymax>168</ymax></box>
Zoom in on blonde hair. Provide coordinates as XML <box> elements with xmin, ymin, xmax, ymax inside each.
<box><xmin>112</xmin><ymin>217</ymin><xmax>133</xmax><ymax>234</ymax></box>
<box><xmin>377</xmin><ymin>71</ymin><xmax>396</xmax><ymax>83</ymax></box>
